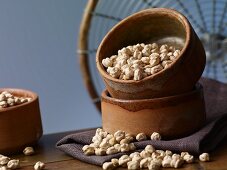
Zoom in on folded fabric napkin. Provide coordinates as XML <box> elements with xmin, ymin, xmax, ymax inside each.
<box><xmin>56</xmin><ymin>78</ymin><xmax>227</xmax><ymax>166</ymax></box>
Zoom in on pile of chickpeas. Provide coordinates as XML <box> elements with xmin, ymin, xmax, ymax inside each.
<box><xmin>82</xmin><ymin>128</ymin><xmax>210</xmax><ymax>170</ymax></box>
<box><xmin>0</xmin><ymin>91</ymin><xmax>32</xmax><ymax>109</ymax></box>
<box><xmin>102</xmin><ymin>43</ymin><xmax>181</xmax><ymax>81</ymax></box>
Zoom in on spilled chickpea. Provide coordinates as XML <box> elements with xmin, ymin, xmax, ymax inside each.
<box><xmin>82</xmin><ymin>128</ymin><xmax>210</xmax><ymax>170</ymax></box>
<box><xmin>0</xmin><ymin>147</ymin><xmax>45</xmax><ymax>170</ymax></box>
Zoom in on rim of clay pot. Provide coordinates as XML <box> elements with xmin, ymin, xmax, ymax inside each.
<box><xmin>96</xmin><ymin>8</ymin><xmax>192</xmax><ymax>84</ymax></box>
<box><xmin>0</xmin><ymin>88</ymin><xmax>38</xmax><ymax>112</ymax></box>
<box><xmin>102</xmin><ymin>83</ymin><xmax>202</xmax><ymax>104</ymax></box>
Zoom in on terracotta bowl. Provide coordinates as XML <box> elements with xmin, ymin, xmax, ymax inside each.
<box><xmin>101</xmin><ymin>84</ymin><xmax>206</xmax><ymax>139</ymax></box>
<box><xmin>97</xmin><ymin>8</ymin><xmax>206</xmax><ymax>100</ymax></box>
<box><xmin>0</xmin><ymin>88</ymin><xmax>43</xmax><ymax>154</ymax></box>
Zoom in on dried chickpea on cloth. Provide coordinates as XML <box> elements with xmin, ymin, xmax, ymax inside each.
<box><xmin>82</xmin><ymin>128</ymin><xmax>211</xmax><ymax>170</ymax></box>
<box><xmin>101</xmin><ymin>43</ymin><xmax>181</xmax><ymax>80</ymax></box>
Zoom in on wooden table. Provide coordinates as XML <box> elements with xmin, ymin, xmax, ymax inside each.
<box><xmin>11</xmin><ymin>130</ymin><xmax>227</xmax><ymax>170</ymax></box>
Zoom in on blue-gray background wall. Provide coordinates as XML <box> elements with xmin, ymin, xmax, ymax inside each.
<box><xmin>0</xmin><ymin>0</ymin><xmax>101</xmax><ymax>134</ymax></box>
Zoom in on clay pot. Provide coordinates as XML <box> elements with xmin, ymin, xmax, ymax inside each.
<box><xmin>96</xmin><ymin>8</ymin><xmax>206</xmax><ymax>100</ymax></box>
<box><xmin>101</xmin><ymin>84</ymin><xmax>206</xmax><ymax>139</ymax></box>
<box><xmin>0</xmin><ymin>88</ymin><xmax>43</xmax><ymax>154</ymax></box>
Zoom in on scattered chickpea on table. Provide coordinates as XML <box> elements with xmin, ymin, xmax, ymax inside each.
<box><xmin>0</xmin><ymin>146</ymin><xmax>45</xmax><ymax>170</ymax></box>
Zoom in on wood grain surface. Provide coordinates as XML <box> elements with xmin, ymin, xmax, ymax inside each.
<box><xmin>10</xmin><ymin>130</ymin><xmax>227</xmax><ymax>170</ymax></box>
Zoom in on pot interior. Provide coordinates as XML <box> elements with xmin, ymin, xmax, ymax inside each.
<box><xmin>98</xmin><ymin>10</ymin><xmax>187</xmax><ymax>64</ymax></box>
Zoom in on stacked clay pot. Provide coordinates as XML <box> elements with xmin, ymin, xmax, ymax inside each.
<box><xmin>96</xmin><ymin>8</ymin><xmax>206</xmax><ymax>139</ymax></box>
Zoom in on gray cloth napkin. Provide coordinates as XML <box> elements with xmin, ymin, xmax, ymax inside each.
<box><xmin>56</xmin><ymin>78</ymin><xmax>227</xmax><ymax>166</ymax></box>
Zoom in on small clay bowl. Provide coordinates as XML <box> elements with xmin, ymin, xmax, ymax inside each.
<box><xmin>101</xmin><ymin>84</ymin><xmax>206</xmax><ymax>139</ymax></box>
<box><xmin>0</xmin><ymin>88</ymin><xmax>43</xmax><ymax>154</ymax></box>
<box><xmin>97</xmin><ymin>8</ymin><xmax>206</xmax><ymax>100</ymax></box>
